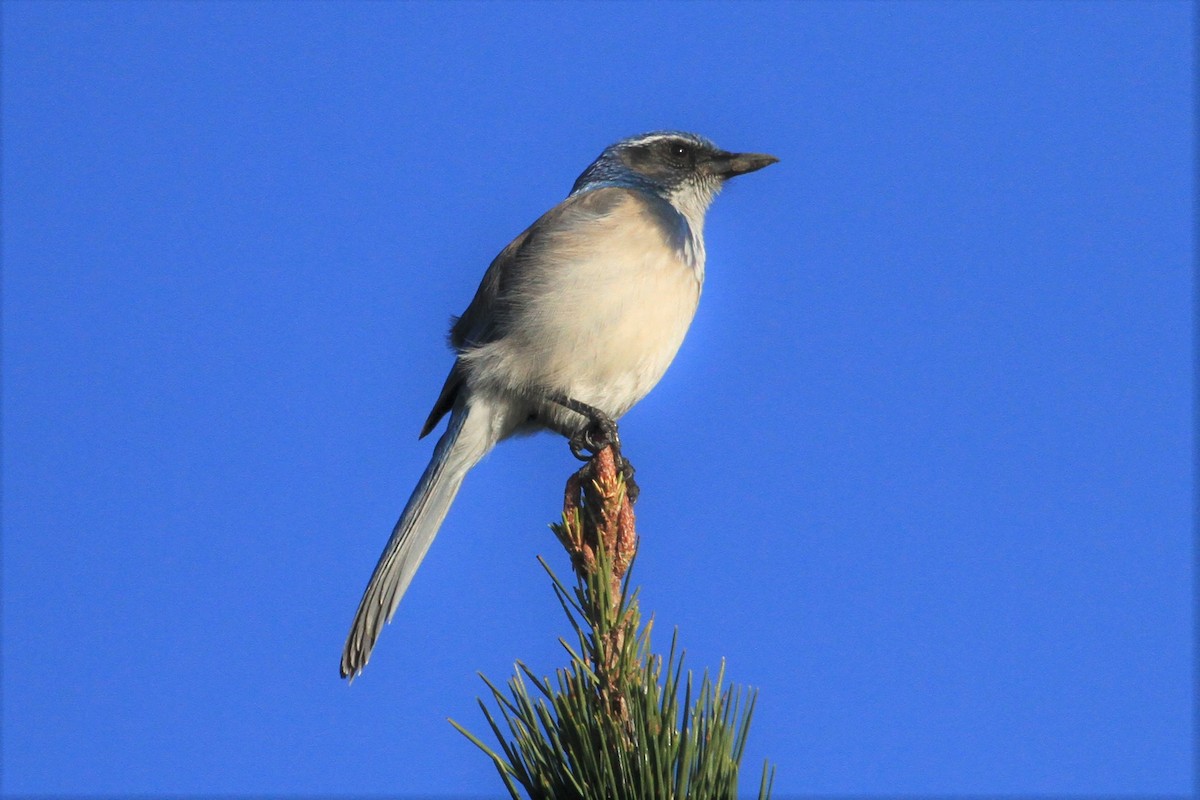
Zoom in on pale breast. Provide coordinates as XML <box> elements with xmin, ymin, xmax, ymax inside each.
<box><xmin>463</xmin><ymin>189</ymin><xmax>703</xmax><ymax>418</ymax></box>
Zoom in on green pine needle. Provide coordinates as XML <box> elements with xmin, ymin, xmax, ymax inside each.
<box><xmin>450</xmin><ymin>512</ymin><xmax>774</xmax><ymax>799</ymax></box>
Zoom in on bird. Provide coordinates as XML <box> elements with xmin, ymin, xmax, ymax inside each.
<box><xmin>341</xmin><ymin>131</ymin><xmax>777</xmax><ymax>680</ymax></box>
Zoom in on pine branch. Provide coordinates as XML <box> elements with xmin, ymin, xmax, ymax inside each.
<box><xmin>450</xmin><ymin>443</ymin><xmax>775</xmax><ymax>798</ymax></box>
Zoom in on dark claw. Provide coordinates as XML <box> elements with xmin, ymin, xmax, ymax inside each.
<box><xmin>569</xmin><ymin>431</ymin><xmax>591</xmax><ymax>461</ymax></box>
<box><xmin>569</xmin><ymin>413</ymin><xmax>621</xmax><ymax>461</ymax></box>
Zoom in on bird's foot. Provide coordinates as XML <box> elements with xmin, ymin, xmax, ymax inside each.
<box><xmin>569</xmin><ymin>417</ymin><xmax>639</xmax><ymax>503</ymax></box>
<box><xmin>569</xmin><ymin>412</ymin><xmax>621</xmax><ymax>461</ymax></box>
<box><xmin>553</xmin><ymin>393</ymin><xmax>638</xmax><ymax>503</ymax></box>
<box><xmin>619</xmin><ymin>457</ymin><xmax>640</xmax><ymax>504</ymax></box>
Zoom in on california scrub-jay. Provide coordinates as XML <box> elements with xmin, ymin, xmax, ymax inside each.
<box><xmin>342</xmin><ymin>131</ymin><xmax>777</xmax><ymax>679</ymax></box>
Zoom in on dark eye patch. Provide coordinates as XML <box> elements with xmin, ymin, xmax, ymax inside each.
<box><xmin>661</xmin><ymin>140</ymin><xmax>693</xmax><ymax>165</ymax></box>
<box><xmin>617</xmin><ymin>138</ymin><xmax>699</xmax><ymax>183</ymax></box>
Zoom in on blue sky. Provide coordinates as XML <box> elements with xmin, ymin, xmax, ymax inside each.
<box><xmin>2</xmin><ymin>1</ymin><xmax>1192</xmax><ymax>796</ymax></box>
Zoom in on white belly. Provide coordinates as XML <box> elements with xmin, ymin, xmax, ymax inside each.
<box><xmin>464</xmin><ymin>212</ymin><xmax>703</xmax><ymax>422</ymax></box>
<box><xmin>539</xmin><ymin>244</ymin><xmax>701</xmax><ymax>415</ymax></box>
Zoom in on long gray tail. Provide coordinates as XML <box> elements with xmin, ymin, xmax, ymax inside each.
<box><xmin>341</xmin><ymin>399</ymin><xmax>495</xmax><ymax>680</ymax></box>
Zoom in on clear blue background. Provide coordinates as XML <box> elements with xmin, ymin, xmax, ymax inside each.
<box><xmin>2</xmin><ymin>1</ymin><xmax>1192</xmax><ymax>796</ymax></box>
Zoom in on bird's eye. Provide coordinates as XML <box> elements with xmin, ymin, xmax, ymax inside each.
<box><xmin>664</xmin><ymin>142</ymin><xmax>694</xmax><ymax>166</ymax></box>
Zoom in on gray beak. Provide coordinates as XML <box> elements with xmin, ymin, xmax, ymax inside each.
<box><xmin>708</xmin><ymin>150</ymin><xmax>779</xmax><ymax>179</ymax></box>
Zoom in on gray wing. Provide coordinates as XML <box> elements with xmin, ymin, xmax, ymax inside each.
<box><xmin>420</xmin><ymin>188</ymin><xmax>630</xmax><ymax>437</ymax></box>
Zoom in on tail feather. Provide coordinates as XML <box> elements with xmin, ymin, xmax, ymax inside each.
<box><xmin>341</xmin><ymin>400</ymin><xmax>494</xmax><ymax>679</ymax></box>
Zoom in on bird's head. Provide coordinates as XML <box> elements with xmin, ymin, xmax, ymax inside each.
<box><xmin>571</xmin><ymin>131</ymin><xmax>778</xmax><ymax>216</ymax></box>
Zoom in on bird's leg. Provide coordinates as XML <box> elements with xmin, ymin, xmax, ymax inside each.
<box><xmin>549</xmin><ymin>394</ymin><xmax>639</xmax><ymax>503</ymax></box>
<box><xmin>550</xmin><ymin>395</ymin><xmax>620</xmax><ymax>460</ymax></box>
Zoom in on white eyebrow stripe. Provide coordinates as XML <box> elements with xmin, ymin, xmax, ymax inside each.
<box><xmin>623</xmin><ymin>133</ymin><xmax>698</xmax><ymax>148</ymax></box>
